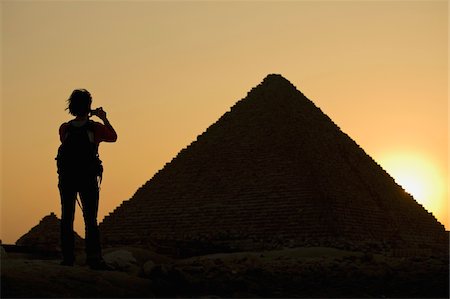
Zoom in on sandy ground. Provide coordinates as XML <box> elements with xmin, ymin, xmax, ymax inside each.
<box><xmin>1</xmin><ymin>246</ymin><xmax>449</xmax><ymax>298</ymax></box>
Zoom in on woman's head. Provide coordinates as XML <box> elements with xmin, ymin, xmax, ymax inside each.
<box><xmin>66</xmin><ymin>89</ymin><xmax>92</xmax><ymax>117</ymax></box>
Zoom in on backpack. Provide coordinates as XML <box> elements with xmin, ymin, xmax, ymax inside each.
<box><xmin>56</xmin><ymin>120</ymin><xmax>103</xmax><ymax>180</ymax></box>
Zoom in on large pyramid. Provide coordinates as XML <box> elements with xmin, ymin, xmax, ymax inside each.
<box><xmin>100</xmin><ymin>74</ymin><xmax>447</xmax><ymax>256</ymax></box>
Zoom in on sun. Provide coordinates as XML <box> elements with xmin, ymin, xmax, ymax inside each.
<box><xmin>377</xmin><ymin>151</ymin><xmax>445</xmax><ymax>211</ymax></box>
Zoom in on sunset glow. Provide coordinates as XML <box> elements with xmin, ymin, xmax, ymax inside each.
<box><xmin>378</xmin><ymin>151</ymin><xmax>447</xmax><ymax>220</ymax></box>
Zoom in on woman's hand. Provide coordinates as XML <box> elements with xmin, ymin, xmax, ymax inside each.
<box><xmin>93</xmin><ymin>107</ymin><xmax>108</xmax><ymax>122</ymax></box>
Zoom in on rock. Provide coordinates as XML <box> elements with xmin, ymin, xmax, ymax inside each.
<box><xmin>143</xmin><ymin>263</ymin><xmax>176</xmax><ymax>282</ymax></box>
<box><xmin>103</xmin><ymin>250</ymin><xmax>138</xmax><ymax>274</ymax></box>
<box><xmin>102</xmin><ymin>246</ymin><xmax>173</xmax><ymax>265</ymax></box>
<box><xmin>143</xmin><ymin>260</ymin><xmax>156</xmax><ymax>276</ymax></box>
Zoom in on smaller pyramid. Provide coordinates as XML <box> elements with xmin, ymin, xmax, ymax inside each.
<box><xmin>16</xmin><ymin>212</ymin><xmax>83</xmax><ymax>252</ymax></box>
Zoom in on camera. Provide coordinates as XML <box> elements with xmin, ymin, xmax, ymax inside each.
<box><xmin>89</xmin><ymin>108</ymin><xmax>102</xmax><ymax>117</ymax></box>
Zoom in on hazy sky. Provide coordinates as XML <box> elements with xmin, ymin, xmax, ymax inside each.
<box><xmin>1</xmin><ymin>0</ymin><xmax>448</xmax><ymax>243</ymax></box>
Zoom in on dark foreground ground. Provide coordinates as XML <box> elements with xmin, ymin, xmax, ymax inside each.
<box><xmin>1</xmin><ymin>246</ymin><xmax>448</xmax><ymax>298</ymax></box>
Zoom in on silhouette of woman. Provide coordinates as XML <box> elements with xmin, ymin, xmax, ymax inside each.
<box><xmin>56</xmin><ymin>89</ymin><xmax>117</xmax><ymax>270</ymax></box>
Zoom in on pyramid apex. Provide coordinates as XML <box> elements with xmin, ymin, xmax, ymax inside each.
<box><xmin>263</xmin><ymin>73</ymin><xmax>287</xmax><ymax>80</ymax></box>
<box><xmin>262</xmin><ymin>74</ymin><xmax>292</xmax><ymax>85</ymax></box>
<box><xmin>43</xmin><ymin>212</ymin><xmax>58</xmax><ymax>220</ymax></box>
<box><xmin>256</xmin><ymin>74</ymin><xmax>300</xmax><ymax>95</ymax></box>
<box><xmin>243</xmin><ymin>74</ymin><xmax>302</xmax><ymax>103</ymax></box>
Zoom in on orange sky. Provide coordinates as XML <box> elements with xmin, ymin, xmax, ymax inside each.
<box><xmin>1</xmin><ymin>1</ymin><xmax>448</xmax><ymax>244</ymax></box>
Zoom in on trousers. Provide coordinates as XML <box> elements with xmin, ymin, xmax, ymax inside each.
<box><xmin>58</xmin><ymin>174</ymin><xmax>102</xmax><ymax>263</ymax></box>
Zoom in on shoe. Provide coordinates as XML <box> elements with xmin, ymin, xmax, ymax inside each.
<box><xmin>88</xmin><ymin>259</ymin><xmax>114</xmax><ymax>271</ymax></box>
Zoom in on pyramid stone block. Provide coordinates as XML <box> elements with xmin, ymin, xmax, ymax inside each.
<box><xmin>100</xmin><ymin>74</ymin><xmax>447</xmax><ymax>256</ymax></box>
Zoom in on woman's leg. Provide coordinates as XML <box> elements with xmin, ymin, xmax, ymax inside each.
<box><xmin>58</xmin><ymin>180</ymin><xmax>77</xmax><ymax>265</ymax></box>
<box><xmin>79</xmin><ymin>177</ymin><xmax>102</xmax><ymax>265</ymax></box>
